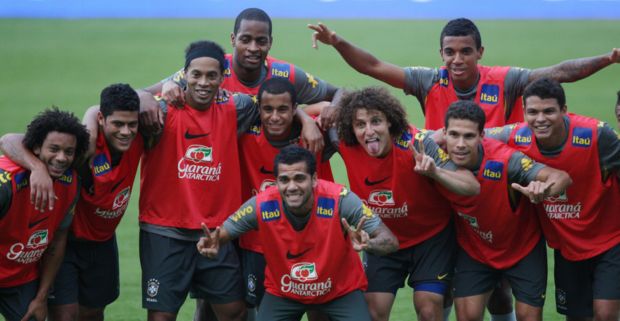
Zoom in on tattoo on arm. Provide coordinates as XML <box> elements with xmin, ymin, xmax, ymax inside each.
<box><xmin>367</xmin><ymin>224</ymin><xmax>398</xmax><ymax>256</ymax></box>
<box><xmin>530</xmin><ymin>54</ymin><xmax>612</xmax><ymax>83</ymax></box>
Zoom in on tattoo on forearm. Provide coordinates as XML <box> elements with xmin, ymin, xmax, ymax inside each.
<box><xmin>539</xmin><ymin>55</ymin><xmax>611</xmax><ymax>83</ymax></box>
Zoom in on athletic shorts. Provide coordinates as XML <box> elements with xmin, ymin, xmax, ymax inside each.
<box><xmin>0</xmin><ymin>279</ymin><xmax>38</xmax><ymax>321</ymax></box>
<box><xmin>554</xmin><ymin>242</ymin><xmax>620</xmax><ymax>317</ymax></box>
<box><xmin>258</xmin><ymin>290</ymin><xmax>371</xmax><ymax>321</ymax></box>
<box><xmin>241</xmin><ymin>248</ymin><xmax>266</xmax><ymax>307</ymax></box>
<box><xmin>48</xmin><ymin>235</ymin><xmax>119</xmax><ymax>308</ymax></box>
<box><xmin>140</xmin><ymin>230</ymin><xmax>244</xmax><ymax>313</ymax></box>
<box><xmin>364</xmin><ymin>223</ymin><xmax>456</xmax><ymax>295</ymax></box>
<box><xmin>453</xmin><ymin>237</ymin><xmax>547</xmax><ymax>307</ymax></box>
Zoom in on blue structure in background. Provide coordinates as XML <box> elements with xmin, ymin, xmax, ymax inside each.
<box><xmin>1</xmin><ymin>0</ymin><xmax>619</xmax><ymax>19</ymax></box>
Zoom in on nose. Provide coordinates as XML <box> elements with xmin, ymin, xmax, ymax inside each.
<box><xmin>453</xmin><ymin>52</ymin><xmax>463</xmax><ymax>64</ymax></box>
<box><xmin>535</xmin><ymin>112</ymin><xmax>546</xmax><ymax>123</ymax></box>
<box><xmin>56</xmin><ymin>151</ymin><xmax>69</xmax><ymax>163</ymax></box>
<box><xmin>248</xmin><ymin>40</ymin><xmax>259</xmax><ymax>51</ymax></box>
<box><xmin>455</xmin><ymin>137</ymin><xmax>466</xmax><ymax>148</ymax></box>
<box><xmin>119</xmin><ymin>124</ymin><xmax>131</xmax><ymax>136</ymax></box>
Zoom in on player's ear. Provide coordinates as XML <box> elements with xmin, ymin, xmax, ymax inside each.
<box><xmin>230</xmin><ymin>32</ymin><xmax>236</xmax><ymax>47</ymax></box>
<box><xmin>477</xmin><ymin>46</ymin><xmax>485</xmax><ymax>60</ymax></box>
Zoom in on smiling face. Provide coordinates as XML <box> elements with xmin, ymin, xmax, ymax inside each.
<box><xmin>445</xmin><ymin>118</ymin><xmax>483</xmax><ymax>169</ymax></box>
<box><xmin>231</xmin><ymin>19</ymin><xmax>272</xmax><ymax>74</ymax></box>
<box><xmin>33</xmin><ymin>131</ymin><xmax>77</xmax><ymax>178</ymax></box>
<box><xmin>276</xmin><ymin>161</ymin><xmax>317</xmax><ymax>216</ymax></box>
<box><xmin>260</xmin><ymin>91</ymin><xmax>295</xmax><ymax>141</ymax></box>
<box><xmin>524</xmin><ymin>95</ymin><xmax>567</xmax><ymax>149</ymax></box>
<box><xmin>352</xmin><ymin>108</ymin><xmax>392</xmax><ymax>158</ymax></box>
<box><xmin>440</xmin><ymin>35</ymin><xmax>484</xmax><ymax>91</ymax></box>
<box><xmin>184</xmin><ymin>57</ymin><xmax>223</xmax><ymax>110</ymax></box>
<box><xmin>99</xmin><ymin>110</ymin><xmax>139</xmax><ymax>153</ymax></box>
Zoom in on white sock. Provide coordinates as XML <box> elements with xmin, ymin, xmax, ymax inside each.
<box><xmin>490</xmin><ymin>311</ymin><xmax>516</xmax><ymax>321</ymax></box>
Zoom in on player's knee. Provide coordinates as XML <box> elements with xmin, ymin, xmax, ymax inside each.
<box><xmin>48</xmin><ymin>304</ymin><xmax>79</xmax><ymax>321</ymax></box>
<box><xmin>77</xmin><ymin>307</ymin><xmax>105</xmax><ymax>321</ymax></box>
<box><xmin>593</xmin><ymin>308</ymin><xmax>619</xmax><ymax>321</ymax></box>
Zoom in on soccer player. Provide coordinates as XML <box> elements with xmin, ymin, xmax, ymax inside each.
<box><xmin>137</xmin><ymin>40</ymin><xmax>263</xmax><ymax>321</ymax></box>
<box><xmin>437</xmin><ymin>100</ymin><xmax>572</xmax><ymax>321</ymax></box>
<box><xmin>237</xmin><ymin>77</ymin><xmax>335</xmax><ymax>312</ymax></box>
<box><xmin>197</xmin><ymin>145</ymin><xmax>399</xmax><ymax>321</ymax></box>
<box><xmin>333</xmin><ymin>86</ymin><xmax>480</xmax><ymax>321</ymax></box>
<box><xmin>485</xmin><ymin>78</ymin><xmax>620</xmax><ymax>321</ymax></box>
<box><xmin>144</xmin><ymin>8</ymin><xmax>340</xmax><ymax>152</ymax></box>
<box><xmin>308</xmin><ymin>19</ymin><xmax>620</xmax><ymax>130</ymax></box>
<box><xmin>0</xmin><ymin>108</ymin><xmax>89</xmax><ymax>321</ymax></box>
<box><xmin>0</xmin><ymin>84</ymin><xmax>142</xmax><ymax>321</ymax></box>
<box><xmin>615</xmin><ymin>90</ymin><xmax>620</xmax><ymax>128</ymax></box>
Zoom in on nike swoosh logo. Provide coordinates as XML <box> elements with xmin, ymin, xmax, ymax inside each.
<box><xmin>286</xmin><ymin>248</ymin><xmax>312</xmax><ymax>260</ymax></box>
<box><xmin>184</xmin><ymin>130</ymin><xmax>210</xmax><ymax>140</ymax></box>
<box><xmin>259</xmin><ymin>166</ymin><xmax>274</xmax><ymax>175</ymax></box>
<box><xmin>29</xmin><ymin>216</ymin><xmax>49</xmax><ymax>228</ymax></box>
<box><xmin>437</xmin><ymin>273</ymin><xmax>448</xmax><ymax>280</ymax></box>
<box><xmin>364</xmin><ymin>176</ymin><xmax>390</xmax><ymax>186</ymax></box>
<box><xmin>110</xmin><ymin>180</ymin><xmax>123</xmax><ymax>192</ymax></box>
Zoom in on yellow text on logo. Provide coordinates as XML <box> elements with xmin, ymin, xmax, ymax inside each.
<box><xmin>521</xmin><ymin>157</ymin><xmax>534</xmax><ymax>172</ymax></box>
<box><xmin>362</xmin><ymin>204</ymin><xmax>374</xmax><ymax>218</ymax></box>
<box><xmin>306</xmin><ymin>73</ymin><xmax>318</xmax><ymax>89</ymax></box>
<box><xmin>231</xmin><ymin>205</ymin><xmax>253</xmax><ymax>222</ymax></box>
<box><xmin>261</xmin><ymin>209</ymin><xmax>280</xmax><ymax>221</ymax></box>
<box><xmin>0</xmin><ymin>171</ymin><xmax>12</xmax><ymax>185</ymax></box>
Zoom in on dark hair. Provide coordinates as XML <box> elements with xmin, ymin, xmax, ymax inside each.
<box><xmin>440</xmin><ymin>18</ymin><xmax>482</xmax><ymax>50</ymax></box>
<box><xmin>258</xmin><ymin>78</ymin><xmax>297</xmax><ymax>106</ymax></box>
<box><xmin>234</xmin><ymin>8</ymin><xmax>272</xmax><ymax>36</ymax></box>
<box><xmin>523</xmin><ymin>78</ymin><xmax>566</xmax><ymax>108</ymax></box>
<box><xmin>23</xmin><ymin>107</ymin><xmax>90</xmax><ymax>166</ymax></box>
<box><xmin>273</xmin><ymin>145</ymin><xmax>316</xmax><ymax>177</ymax></box>
<box><xmin>616</xmin><ymin>90</ymin><xmax>620</xmax><ymax>107</ymax></box>
<box><xmin>444</xmin><ymin>100</ymin><xmax>486</xmax><ymax>133</ymax></box>
<box><xmin>184</xmin><ymin>40</ymin><xmax>226</xmax><ymax>72</ymax></box>
<box><xmin>100</xmin><ymin>83</ymin><xmax>139</xmax><ymax>117</ymax></box>
<box><xmin>336</xmin><ymin>86</ymin><xmax>409</xmax><ymax>146</ymax></box>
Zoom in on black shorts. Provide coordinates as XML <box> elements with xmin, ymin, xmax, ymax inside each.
<box><xmin>0</xmin><ymin>279</ymin><xmax>38</xmax><ymax>321</ymax></box>
<box><xmin>364</xmin><ymin>223</ymin><xmax>456</xmax><ymax>295</ymax></box>
<box><xmin>554</xmin><ymin>242</ymin><xmax>620</xmax><ymax>317</ymax></box>
<box><xmin>258</xmin><ymin>290</ymin><xmax>371</xmax><ymax>321</ymax></box>
<box><xmin>453</xmin><ymin>237</ymin><xmax>547</xmax><ymax>307</ymax></box>
<box><xmin>241</xmin><ymin>249</ymin><xmax>266</xmax><ymax>307</ymax></box>
<box><xmin>48</xmin><ymin>235</ymin><xmax>120</xmax><ymax>308</ymax></box>
<box><xmin>139</xmin><ymin>230</ymin><xmax>244</xmax><ymax>313</ymax></box>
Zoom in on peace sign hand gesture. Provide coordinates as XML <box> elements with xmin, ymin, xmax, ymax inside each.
<box><xmin>196</xmin><ymin>223</ymin><xmax>221</xmax><ymax>259</ymax></box>
<box><xmin>341</xmin><ymin>217</ymin><xmax>370</xmax><ymax>252</ymax></box>
<box><xmin>411</xmin><ymin>138</ymin><xmax>438</xmax><ymax>178</ymax></box>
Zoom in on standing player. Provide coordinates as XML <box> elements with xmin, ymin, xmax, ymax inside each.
<box><xmin>137</xmin><ymin>40</ymin><xmax>263</xmax><ymax>321</ymax></box>
<box><xmin>0</xmin><ymin>108</ymin><xmax>89</xmax><ymax>321</ymax></box>
<box><xmin>309</xmin><ymin>19</ymin><xmax>620</xmax><ymax>129</ymax></box>
<box><xmin>437</xmin><ymin>101</ymin><xmax>571</xmax><ymax>321</ymax></box>
<box><xmin>0</xmin><ymin>84</ymin><xmax>142</xmax><ymax>321</ymax></box>
<box><xmin>237</xmin><ymin>77</ymin><xmax>335</xmax><ymax>313</ymax></box>
<box><xmin>486</xmin><ymin>78</ymin><xmax>620</xmax><ymax>321</ymax></box>
<box><xmin>144</xmin><ymin>8</ymin><xmax>340</xmax><ymax>152</ymax></box>
<box><xmin>333</xmin><ymin>87</ymin><xmax>480</xmax><ymax>321</ymax></box>
<box><xmin>197</xmin><ymin>145</ymin><xmax>399</xmax><ymax>321</ymax></box>
<box><xmin>615</xmin><ymin>90</ymin><xmax>620</xmax><ymax>128</ymax></box>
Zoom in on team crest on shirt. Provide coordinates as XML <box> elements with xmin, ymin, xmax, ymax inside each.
<box><xmin>270</xmin><ymin>62</ymin><xmax>290</xmax><ymax>78</ymax></box>
<box><xmin>146</xmin><ymin>279</ymin><xmax>160</xmax><ymax>301</ymax></box>
<box><xmin>178</xmin><ymin>145</ymin><xmax>222</xmax><ymax>182</ymax></box>
<box><xmin>514</xmin><ymin>126</ymin><xmax>532</xmax><ymax>146</ymax></box>
<box><xmin>571</xmin><ymin>127</ymin><xmax>592</xmax><ymax>147</ymax></box>
<box><xmin>439</xmin><ymin>68</ymin><xmax>449</xmax><ymax>87</ymax></box>
<box><xmin>482</xmin><ymin>160</ymin><xmax>503</xmax><ymax>181</ymax></box>
<box><xmin>260</xmin><ymin>200</ymin><xmax>281</xmax><ymax>222</ymax></box>
<box><xmin>479</xmin><ymin>84</ymin><xmax>499</xmax><ymax>104</ymax></box>
<box><xmin>247</xmin><ymin>274</ymin><xmax>257</xmax><ymax>294</ymax></box>
<box><xmin>316</xmin><ymin>197</ymin><xmax>335</xmax><ymax>218</ymax></box>
<box><xmin>394</xmin><ymin>131</ymin><xmax>413</xmax><ymax>150</ymax></box>
<box><xmin>93</xmin><ymin>153</ymin><xmax>112</xmax><ymax>176</ymax></box>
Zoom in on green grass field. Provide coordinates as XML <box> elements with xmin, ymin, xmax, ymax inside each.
<box><xmin>1</xmin><ymin>19</ymin><xmax>618</xmax><ymax>320</ymax></box>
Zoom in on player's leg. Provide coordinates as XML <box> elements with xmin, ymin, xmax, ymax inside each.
<box><xmin>506</xmin><ymin>237</ymin><xmax>546</xmax><ymax>321</ymax></box>
<box><xmin>192</xmin><ymin>242</ymin><xmax>246</xmax><ymax>321</ymax></box>
<box><xmin>256</xmin><ymin>292</ymin><xmax>305</xmax><ymax>321</ymax></box>
<box><xmin>193</xmin><ymin>299</ymin><xmax>218</xmax><ymax>321</ymax></box>
<box><xmin>140</xmin><ymin>230</ymin><xmax>195</xmax><ymax>321</ymax></box>
<box><xmin>554</xmin><ymin>250</ymin><xmax>593</xmax><ymax>321</ymax></box>
<box><xmin>452</xmin><ymin>245</ymin><xmax>496</xmax><ymax>321</ymax></box>
<box><xmin>76</xmin><ymin>236</ymin><xmax>121</xmax><ymax>321</ymax></box>
<box><xmin>0</xmin><ymin>280</ymin><xmax>39</xmax><ymax>321</ymax></box>
<box><xmin>487</xmin><ymin>280</ymin><xmax>515</xmax><ymax>321</ymax></box>
<box><xmin>363</xmin><ymin>248</ymin><xmax>408</xmax><ymax>321</ymax></box>
<box><xmin>241</xmin><ymin>248</ymin><xmax>265</xmax><ymax>321</ymax></box>
<box><xmin>411</xmin><ymin>224</ymin><xmax>457</xmax><ymax>321</ymax></box>
<box><xmin>592</xmin><ymin>242</ymin><xmax>620</xmax><ymax>321</ymax></box>
<box><xmin>320</xmin><ymin>290</ymin><xmax>371</xmax><ymax>321</ymax></box>
<box><xmin>48</xmin><ymin>238</ymin><xmax>80</xmax><ymax>321</ymax></box>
